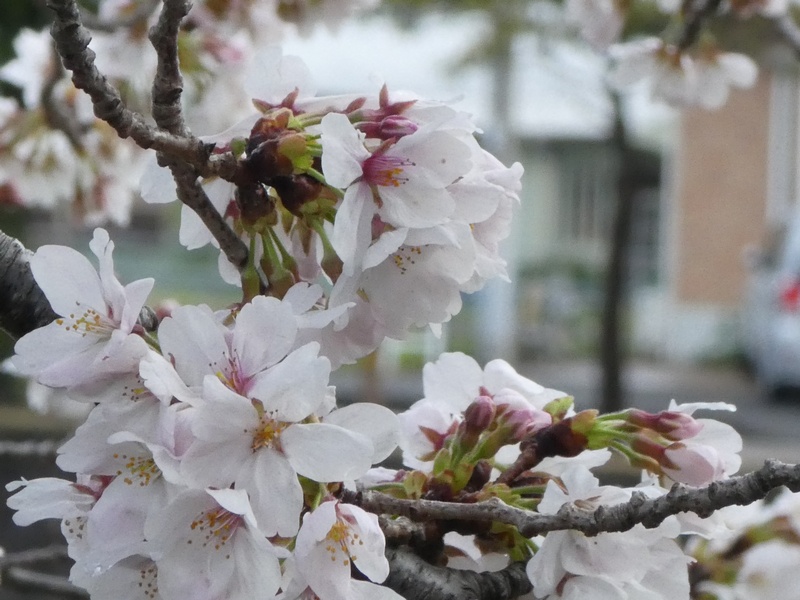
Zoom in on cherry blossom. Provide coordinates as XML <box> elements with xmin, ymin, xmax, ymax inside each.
<box><xmin>294</xmin><ymin>501</ymin><xmax>392</xmax><ymax>600</ymax></box>
<box><xmin>12</xmin><ymin>228</ymin><xmax>153</xmax><ymax>388</ymax></box>
<box><xmin>145</xmin><ymin>488</ymin><xmax>282</xmax><ymax>600</ymax></box>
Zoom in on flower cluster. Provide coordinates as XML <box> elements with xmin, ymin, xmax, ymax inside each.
<box><xmin>7</xmin><ymin>230</ymin><xmax>401</xmax><ymax>600</ymax></box>
<box><xmin>141</xmin><ymin>49</ymin><xmax>522</xmax><ymax>366</ymax></box>
<box><xmin>0</xmin><ymin>0</ymin><xmax>378</xmax><ymax>224</ymax></box>
<box><xmin>5</xmin><ymin>230</ymin><xmax>746</xmax><ymax>599</ymax></box>
<box><xmin>608</xmin><ymin>38</ymin><xmax>758</xmax><ymax>110</ymax></box>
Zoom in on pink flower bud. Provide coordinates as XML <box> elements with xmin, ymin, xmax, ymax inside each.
<box><xmin>464</xmin><ymin>396</ymin><xmax>496</xmax><ymax>432</ymax></box>
<box><xmin>359</xmin><ymin>116</ymin><xmax>419</xmax><ymax>140</ymax></box>
<box><xmin>627</xmin><ymin>409</ymin><xmax>703</xmax><ymax>440</ymax></box>
<box><xmin>663</xmin><ymin>442</ymin><xmax>723</xmax><ymax>486</ymax></box>
<box><xmin>494</xmin><ymin>389</ymin><xmax>552</xmax><ymax>443</ymax></box>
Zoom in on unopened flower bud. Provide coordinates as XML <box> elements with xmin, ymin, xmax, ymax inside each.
<box><xmin>360</xmin><ymin>115</ymin><xmax>419</xmax><ymax>140</ymax></box>
<box><xmin>627</xmin><ymin>409</ymin><xmax>703</xmax><ymax>441</ymax></box>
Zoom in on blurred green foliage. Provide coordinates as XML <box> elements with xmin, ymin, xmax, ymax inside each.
<box><xmin>0</xmin><ymin>1</ymin><xmax>48</xmax><ymax>64</ymax></box>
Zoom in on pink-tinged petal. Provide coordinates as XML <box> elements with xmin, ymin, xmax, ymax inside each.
<box><xmin>179</xmin><ymin>203</ymin><xmax>214</xmax><ymax>250</ymax></box>
<box><xmin>158</xmin><ymin>304</ymin><xmax>228</xmax><ymax>387</ymax></box>
<box><xmin>320</xmin><ymin>112</ymin><xmax>369</xmax><ymax>188</ymax></box>
<box><xmin>207</xmin><ymin>488</ymin><xmax>255</xmax><ymax>521</ymax></box>
<box><xmin>31</xmin><ymin>246</ymin><xmax>104</xmax><ymax>315</ymax></box>
<box><xmin>296</xmin><ymin>501</ymin><xmax>338</xmax><ymax>550</ymax></box>
<box><xmin>243</xmin><ymin>449</ymin><xmax>303</xmax><ymax>537</ymax></box>
<box><xmin>249</xmin><ymin>343</ymin><xmax>330</xmax><ymax>422</ymax></box>
<box><xmin>84</xmin><ymin>477</ymin><xmax>154</xmax><ymax>571</ymax></box>
<box><xmin>332</xmin><ymin>184</ymin><xmax>375</xmax><ymax>275</ymax></box>
<box><xmin>150</xmin><ymin>489</ymin><xmax>281</xmax><ymax>600</ymax></box>
<box><xmin>233</xmin><ymin>296</ymin><xmax>297</xmax><ymax>378</ymax></box>
<box><xmin>283</xmin><ymin>423</ymin><xmax>372</xmax><ymax>482</ymax></box>
<box><xmin>397</xmin><ymin>128</ymin><xmax>472</xmax><ymax>186</ymax></box>
<box><xmin>283</xmin><ymin>282</ymin><xmax>323</xmax><ymax>314</ymax></box>
<box><xmin>323</xmin><ymin>404</ymin><xmax>398</xmax><ymax>463</ymax></box>
<box><xmin>180</xmin><ymin>381</ymin><xmax>255</xmax><ymax>485</ymax></box>
<box><xmin>13</xmin><ymin>323</ymin><xmax>99</xmax><ymax>379</ymax></box>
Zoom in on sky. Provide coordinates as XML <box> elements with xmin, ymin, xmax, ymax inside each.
<box><xmin>280</xmin><ymin>11</ymin><xmax>676</xmax><ymax>144</ymax></box>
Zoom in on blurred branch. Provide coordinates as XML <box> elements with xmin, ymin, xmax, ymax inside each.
<box><xmin>41</xmin><ymin>44</ymin><xmax>85</xmax><ymax>150</ymax></box>
<box><xmin>0</xmin><ymin>439</ymin><xmax>61</xmax><ymax>456</ymax></box>
<box><xmin>0</xmin><ymin>544</ymin><xmax>87</xmax><ymax>598</ymax></box>
<box><xmin>774</xmin><ymin>13</ymin><xmax>800</xmax><ymax>57</ymax></box>
<box><xmin>676</xmin><ymin>0</ymin><xmax>724</xmax><ymax>50</ymax></box>
<box><xmin>47</xmin><ymin>0</ymin><xmax>250</xmax><ymax>274</ymax></box>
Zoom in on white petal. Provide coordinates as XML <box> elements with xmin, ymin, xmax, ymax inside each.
<box><xmin>249</xmin><ymin>343</ymin><xmax>330</xmax><ymax>422</ymax></box>
<box><xmin>323</xmin><ymin>403</ymin><xmax>399</xmax><ymax>463</ymax></box>
<box><xmin>283</xmin><ymin>423</ymin><xmax>373</xmax><ymax>481</ymax></box>
<box><xmin>31</xmin><ymin>245</ymin><xmax>104</xmax><ymax>315</ymax></box>
<box><xmin>233</xmin><ymin>296</ymin><xmax>297</xmax><ymax>377</ymax></box>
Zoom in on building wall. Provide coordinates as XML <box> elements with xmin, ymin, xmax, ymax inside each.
<box><xmin>664</xmin><ymin>74</ymin><xmax>774</xmax><ymax>360</ymax></box>
<box><xmin>672</xmin><ymin>75</ymin><xmax>771</xmax><ymax>307</ymax></box>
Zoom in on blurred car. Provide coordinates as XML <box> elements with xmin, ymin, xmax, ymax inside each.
<box><xmin>741</xmin><ymin>213</ymin><xmax>800</xmax><ymax>394</ymax></box>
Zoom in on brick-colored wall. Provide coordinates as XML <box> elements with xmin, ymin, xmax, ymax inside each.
<box><xmin>672</xmin><ymin>74</ymin><xmax>772</xmax><ymax>306</ymax></box>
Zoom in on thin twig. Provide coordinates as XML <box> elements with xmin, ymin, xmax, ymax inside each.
<box><xmin>675</xmin><ymin>0</ymin><xmax>724</xmax><ymax>51</ymax></box>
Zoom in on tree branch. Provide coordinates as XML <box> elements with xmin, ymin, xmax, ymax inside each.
<box><xmin>164</xmin><ymin>158</ymin><xmax>250</xmax><ymax>271</ymax></box>
<box><xmin>46</xmin><ymin>0</ymin><xmax>215</xmax><ymax>168</ymax></box>
<box><xmin>349</xmin><ymin>460</ymin><xmax>800</xmax><ymax>540</ymax></box>
<box><xmin>0</xmin><ymin>231</ymin><xmax>57</xmax><ymax>340</ymax></box>
<box><xmin>149</xmin><ymin>0</ymin><xmax>191</xmax><ymax>137</ymax></box>
<box><xmin>384</xmin><ymin>547</ymin><xmax>532</xmax><ymax>600</ymax></box>
<box><xmin>774</xmin><ymin>12</ymin><xmax>800</xmax><ymax>58</ymax></box>
<box><xmin>676</xmin><ymin>0</ymin><xmax>724</xmax><ymax>51</ymax></box>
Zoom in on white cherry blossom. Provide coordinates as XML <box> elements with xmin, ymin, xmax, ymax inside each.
<box><xmin>294</xmin><ymin>501</ymin><xmax>391</xmax><ymax>600</ymax></box>
<box><xmin>12</xmin><ymin>228</ymin><xmax>153</xmax><ymax>388</ymax></box>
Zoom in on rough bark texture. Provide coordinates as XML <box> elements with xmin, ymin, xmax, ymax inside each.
<box><xmin>385</xmin><ymin>547</ymin><xmax>532</xmax><ymax>600</ymax></box>
<box><xmin>0</xmin><ymin>231</ymin><xmax>56</xmax><ymax>340</ymax></box>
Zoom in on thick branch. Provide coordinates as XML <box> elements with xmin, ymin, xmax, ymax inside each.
<box><xmin>385</xmin><ymin>547</ymin><xmax>531</xmax><ymax>600</ymax></box>
<box><xmin>350</xmin><ymin>460</ymin><xmax>800</xmax><ymax>539</ymax></box>
<box><xmin>0</xmin><ymin>231</ymin><xmax>57</xmax><ymax>339</ymax></box>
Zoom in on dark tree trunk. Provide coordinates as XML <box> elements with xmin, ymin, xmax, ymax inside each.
<box><xmin>599</xmin><ymin>92</ymin><xmax>637</xmax><ymax>414</ymax></box>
